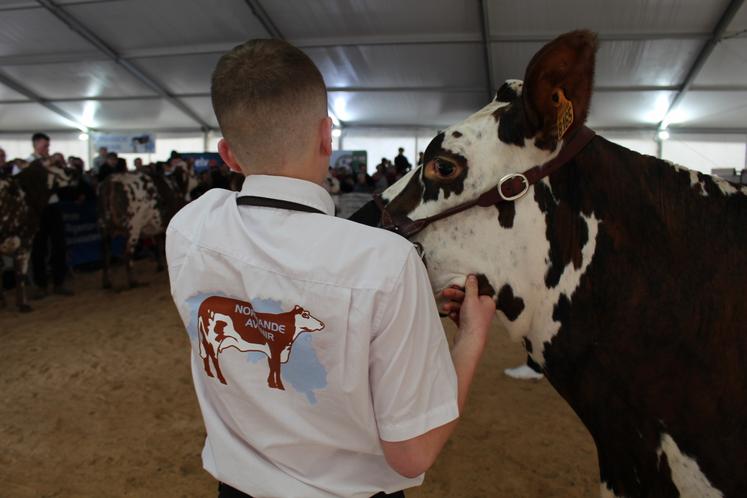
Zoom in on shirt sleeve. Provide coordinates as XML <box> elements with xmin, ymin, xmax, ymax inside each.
<box><xmin>370</xmin><ymin>247</ymin><xmax>459</xmax><ymax>442</ymax></box>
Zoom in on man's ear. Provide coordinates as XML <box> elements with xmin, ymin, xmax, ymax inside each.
<box><xmin>521</xmin><ymin>30</ymin><xmax>597</xmax><ymax>148</ymax></box>
<box><xmin>319</xmin><ymin>116</ymin><xmax>334</xmax><ymax>157</ymax></box>
<box><xmin>217</xmin><ymin>138</ymin><xmax>243</xmax><ymax>173</ymax></box>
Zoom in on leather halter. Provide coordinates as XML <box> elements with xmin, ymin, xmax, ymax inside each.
<box><xmin>374</xmin><ymin>126</ymin><xmax>596</xmax><ymax>239</ymax></box>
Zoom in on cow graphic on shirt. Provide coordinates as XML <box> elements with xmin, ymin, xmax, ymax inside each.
<box><xmin>197</xmin><ymin>296</ymin><xmax>325</xmax><ymax>390</ymax></box>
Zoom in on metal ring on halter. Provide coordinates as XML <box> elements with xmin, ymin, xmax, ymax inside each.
<box><xmin>497</xmin><ymin>173</ymin><xmax>530</xmax><ymax>202</ymax></box>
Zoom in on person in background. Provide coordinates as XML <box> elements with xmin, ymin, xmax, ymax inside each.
<box><xmin>92</xmin><ymin>146</ymin><xmax>108</xmax><ymax>174</ymax></box>
<box><xmin>9</xmin><ymin>158</ymin><xmax>29</xmax><ymax>176</ymax></box>
<box><xmin>115</xmin><ymin>157</ymin><xmax>128</xmax><ymax>173</ymax></box>
<box><xmin>0</xmin><ymin>147</ymin><xmax>8</xmax><ymax>177</ymax></box>
<box><xmin>28</xmin><ymin>133</ymin><xmax>73</xmax><ymax>298</ymax></box>
<box><xmin>134</xmin><ymin>157</ymin><xmax>144</xmax><ymax>171</ymax></box>
<box><xmin>417</xmin><ymin>151</ymin><xmax>424</xmax><ymax>166</ymax></box>
<box><xmin>371</xmin><ymin>157</ymin><xmax>387</xmax><ymax>187</ymax></box>
<box><xmin>353</xmin><ymin>169</ymin><xmax>374</xmax><ymax>193</ymax></box>
<box><xmin>393</xmin><ymin>147</ymin><xmax>411</xmax><ymax>176</ymax></box>
<box><xmin>27</xmin><ymin>132</ymin><xmax>50</xmax><ymax>163</ymax></box>
<box><xmin>98</xmin><ymin>151</ymin><xmax>118</xmax><ymax>182</ymax></box>
<box><xmin>385</xmin><ymin>160</ymin><xmax>400</xmax><ymax>186</ymax></box>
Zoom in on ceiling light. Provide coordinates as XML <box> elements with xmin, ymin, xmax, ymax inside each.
<box><xmin>657</xmin><ymin>130</ymin><xmax>670</xmax><ymax>141</ymax></box>
<box><xmin>331</xmin><ymin>128</ymin><xmax>342</xmax><ymax>138</ymax></box>
<box><xmin>78</xmin><ymin>133</ymin><xmax>89</xmax><ymax>141</ymax></box>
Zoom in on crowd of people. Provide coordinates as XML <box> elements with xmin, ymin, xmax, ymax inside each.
<box><xmin>1</xmin><ymin>133</ymin><xmax>423</xmax><ymax>296</ymax></box>
<box><xmin>323</xmin><ymin>147</ymin><xmax>419</xmax><ymax>196</ymax></box>
<box><xmin>0</xmin><ymin>132</ymin><xmax>243</xmax><ymax>299</ymax></box>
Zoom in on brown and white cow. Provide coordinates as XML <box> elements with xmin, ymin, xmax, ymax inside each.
<box><xmin>0</xmin><ymin>160</ymin><xmax>71</xmax><ymax>312</ymax></box>
<box><xmin>98</xmin><ymin>171</ymin><xmax>184</xmax><ymax>289</ymax></box>
<box><xmin>351</xmin><ymin>31</ymin><xmax>746</xmax><ymax>498</ymax></box>
<box><xmin>197</xmin><ymin>296</ymin><xmax>325</xmax><ymax>390</ymax></box>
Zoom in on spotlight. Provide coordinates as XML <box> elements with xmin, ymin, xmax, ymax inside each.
<box><xmin>331</xmin><ymin>128</ymin><xmax>342</xmax><ymax>138</ymax></box>
<box><xmin>78</xmin><ymin>133</ymin><xmax>89</xmax><ymax>141</ymax></box>
<box><xmin>657</xmin><ymin>130</ymin><xmax>670</xmax><ymax>141</ymax></box>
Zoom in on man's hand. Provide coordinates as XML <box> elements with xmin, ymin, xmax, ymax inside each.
<box><xmin>440</xmin><ymin>285</ymin><xmax>465</xmax><ymax>326</ymax></box>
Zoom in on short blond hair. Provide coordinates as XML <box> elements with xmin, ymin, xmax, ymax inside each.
<box><xmin>211</xmin><ymin>39</ymin><xmax>327</xmax><ymax>171</ymax></box>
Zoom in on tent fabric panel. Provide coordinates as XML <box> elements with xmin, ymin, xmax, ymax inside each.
<box><xmin>669</xmin><ymin>91</ymin><xmax>747</xmax><ymax>128</ymax></box>
<box><xmin>62</xmin><ymin>0</ymin><xmax>267</xmax><ymax>53</ymax></box>
<box><xmin>132</xmin><ymin>53</ymin><xmax>222</xmax><ymax>96</ymax></box>
<box><xmin>329</xmin><ymin>90</ymin><xmax>487</xmax><ymax>127</ymax></box>
<box><xmin>52</xmin><ymin>98</ymin><xmax>195</xmax><ymax>130</ymax></box>
<box><xmin>0</xmin><ymin>81</ymin><xmax>29</xmax><ymax>101</ymax></box>
<box><xmin>305</xmin><ymin>43</ymin><xmax>485</xmax><ymax>89</ymax></box>
<box><xmin>0</xmin><ymin>7</ymin><xmax>93</xmax><ymax>57</ymax></box>
<box><xmin>485</xmin><ymin>0</ymin><xmax>727</xmax><ymax>36</ymax></box>
<box><xmin>692</xmin><ymin>38</ymin><xmax>747</xmax><ymax>86</ymax></box>
<box><xmin>263</xmin><ymin>0</ymin><xmax>481</xmax><ymax>42</ymax></box>
<box><xmin>1</xmin><ymin>60</ymin><xmax>158</xmax><ymax>99</ymax></box>
<box><xmin>586</xmin><ymin>91</ymin><xmax>676</xmax><ymax>128</ymax></box>
<box><xmin>0</xmin><ymin>102</ymin><xmax>80</xmax><ymax>131</ymax></box>
<box><xmin>179</xmin><ymin>97</ymin><xmax>219</xmax><ymax>129</ymax></box>
<box><xmin>727</xmin><ymin>2</ymin><xmax>747</xmax><ymax>31</ymax></box>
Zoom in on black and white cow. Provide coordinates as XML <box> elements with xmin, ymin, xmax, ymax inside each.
<box><xmin>0</xmin><ymin>160</ymin><xmax>72</xmax><ymax>311</ymax></box>
<box><xmin>98</xmin><ymin>172</ymin><xmax>184</xmax><ymax>289</ymax></box>
<box><xmin>351</xmin><ymin>31</ymin><xmax>746</xmax><ymax>498</ymax></box>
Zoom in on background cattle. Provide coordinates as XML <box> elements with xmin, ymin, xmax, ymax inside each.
<box><xmin>98</xmin><ymin>171</ymin><xmax>184</xmax><ymax>290</ymax></box>
<box><xmin>352</xmin><ymin>31</ymin><xmax>746</xmax><ymax>498</ymax></box>
<box><xmin>0</xmin><ymin>160</ymin><xmax>71</xmax><ymax>312</ymax></box>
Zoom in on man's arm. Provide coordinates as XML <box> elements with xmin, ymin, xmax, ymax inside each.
<box><xmin>379</xmin><ymin>275</ymin><xmax>495</xmax><ymax>478</ymax></box>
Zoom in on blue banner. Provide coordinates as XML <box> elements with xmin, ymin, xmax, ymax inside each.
<box><xmin>180</xmin><ymin>152</ymin><xmax>223</xmax><ymax>173</ymax></box>
<box><xmin>60</xmin><ymin>201</ymin><xmax>123</xmax><ymax>266</ymax></box>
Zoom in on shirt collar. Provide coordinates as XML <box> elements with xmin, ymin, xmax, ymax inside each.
<box><xmin>239</xmin><ymin>174</ymin><xmax>335</xmax><ymax>216</ymax></box>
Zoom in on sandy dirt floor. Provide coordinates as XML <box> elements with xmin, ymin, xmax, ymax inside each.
<box><xmin>0</xmin><ymin>261</ymin><xmax>598</xmax><ymax>498</ymax></box>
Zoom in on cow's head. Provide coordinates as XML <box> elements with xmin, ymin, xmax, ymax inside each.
<box><xmin>293</xmin><ymin>305</ymin><xmax>325</xmax><ymax>332</ymax></box>
<box><xmin>351</xmin><ymin>30</ymin><xmax>597</xmax><ymax>333</ymax></box>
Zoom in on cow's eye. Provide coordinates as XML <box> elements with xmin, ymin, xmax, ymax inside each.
<box><xmin>302</xmin><ymin>312</ymin><xmax>309</xmax><ymax>318</ymax></box>
<box><xmin>436</xmin><ymin>159</ymin><xmax>454</xmax><ymax>177</ymax></box>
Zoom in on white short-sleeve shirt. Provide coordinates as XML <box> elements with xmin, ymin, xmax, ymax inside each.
<box><xmin>166</xmin><ymin>175</ymin><xmax>458</xmax><ymax>498</ymax></box>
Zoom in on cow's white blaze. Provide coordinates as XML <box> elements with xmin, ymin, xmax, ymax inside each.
<box><xmin>530</xmin><ymin>212</ymin><xmax>599</xmax><ymax>362</ymax></box>
<box><xmin>657</xmin><ymin>433</ymin><xmax>724</xmax><ymax>498</ymax></box>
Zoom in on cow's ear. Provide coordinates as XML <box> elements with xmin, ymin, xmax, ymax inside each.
<box><xmin>521</xmin><ymin>30</ymin><xmax>597</xmax><ymax>148</ymax></box>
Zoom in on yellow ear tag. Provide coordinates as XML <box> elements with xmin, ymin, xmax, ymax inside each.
<box><xmin>556</xmin><ymin>90</ymin><xmax>574</xmax><ymax>139</ymax></box>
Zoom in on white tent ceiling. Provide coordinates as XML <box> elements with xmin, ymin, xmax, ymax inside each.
<box><xmin>0</xmin><ymin>0</ymin><xmax>745</xmax><ymax>134</ymax></box>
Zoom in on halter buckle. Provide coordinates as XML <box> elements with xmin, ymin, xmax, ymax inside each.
<box><xmin>498</xmin><ymin>173</ymin><xmax>529</xmax><ymax>202</ymax></box>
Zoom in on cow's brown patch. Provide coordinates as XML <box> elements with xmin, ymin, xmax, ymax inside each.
<box><xmin>495</xmin><ymin>81</ymin><xmax>520</xmax><ymax>103</ymax></box>
<box><xmin>384</xmin><ymin>170</ymin><xmax>424</xmax><ymax>217</ymax></box>
<box><xmin>421</xmin><ymin>132</ymin><xmax>471</xmax><ymax>203</ymax></box>
<box><xmin>533</xmin><ymin>179</ymin><xmax>589</xmax><ymax>288</ymax></box>
<box><xmin>497</xmin><ymin>103</ymin><xmax>527</xmax><ymax>147</ymax></box>
<box><xmin>535</xmin><ymin>135</ymin><xmax>746</xmax><ymax>496</ymax></box>
<box><xmin>475</xmin><ymin>273</ymin><xmax>496</xmax><ymax>297</ymax></box>
<box><xmin>495</xmin><ymin>201</ymin><xmax>516</xmax><ymax>228</ymax></box>
<box><xmin>496</xmin><ymin>284</ymin><xmax>524</xmax><ymax>321</ymax></box>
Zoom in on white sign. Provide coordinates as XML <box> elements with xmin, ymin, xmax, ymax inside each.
<box><xmin>92</xmin><ymin>132</ymin><xmax>156</xmax><ymax>153</ymax></box>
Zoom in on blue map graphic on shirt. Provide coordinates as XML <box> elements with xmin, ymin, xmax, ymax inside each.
<box><xmin>185</xmin><ymin>293</ymin><xmax>327</xmax><ymax>404</ymax></box>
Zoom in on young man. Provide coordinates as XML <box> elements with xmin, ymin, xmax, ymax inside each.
<box><xmin>166</xmin><ymin>39</ymin><xmax>495</xmax><ymax>498</ymax></box>
<box><xmin>26</xmin><ymin>133</ymin><xmax>73</xmax><ymax>297</ymax></box>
